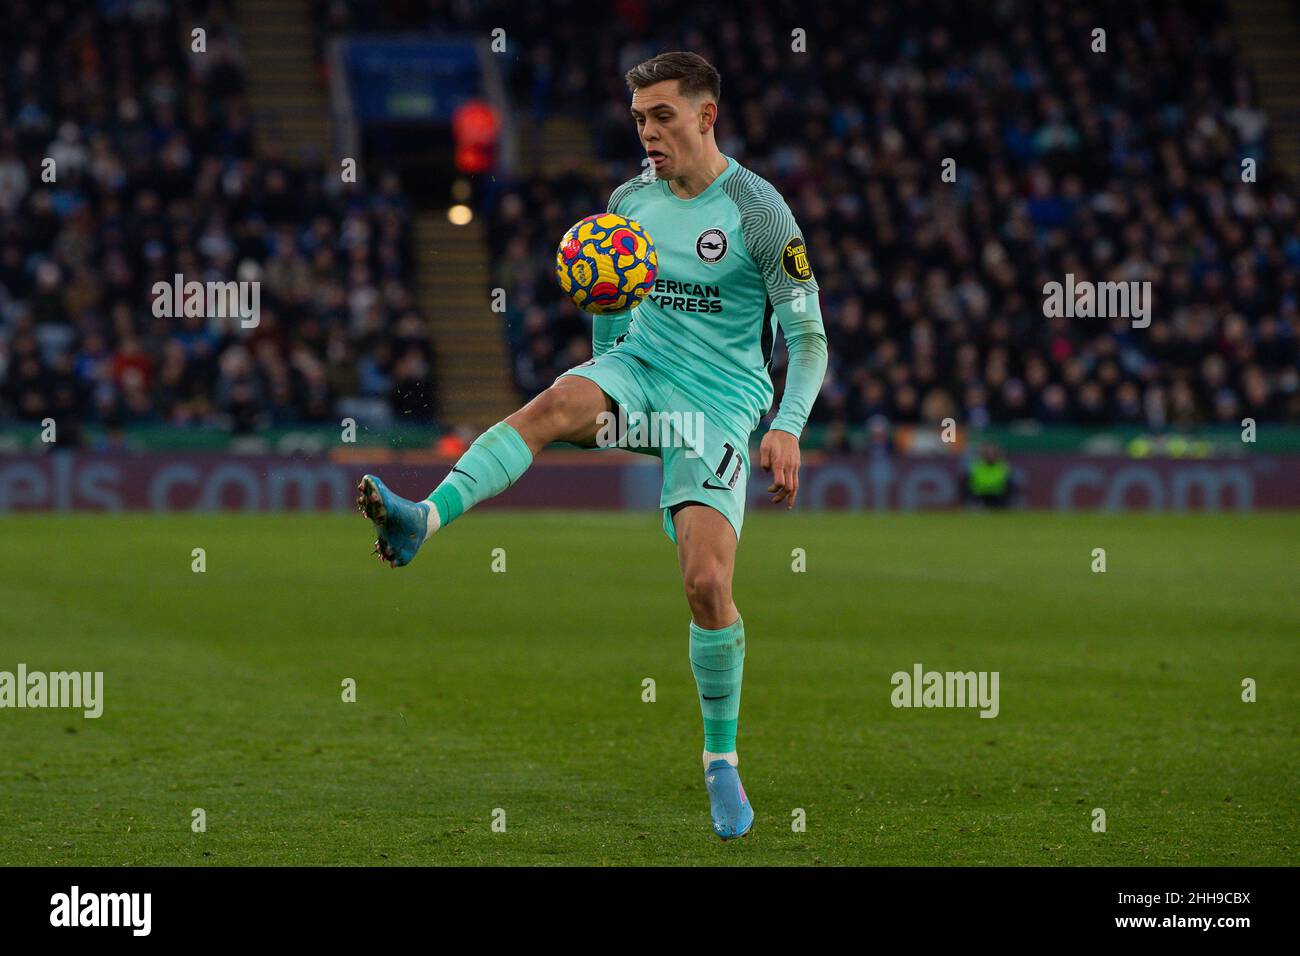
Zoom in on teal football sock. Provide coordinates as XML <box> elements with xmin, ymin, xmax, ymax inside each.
<box><xmin>689</xmin><ymin>617</ymin><xmax>745</xmax><ymax>753</ymax></box>
<box><xmin>427</xmin><ymin>421</ymin><xmax>534</xmax><ymax>527</ymax></box>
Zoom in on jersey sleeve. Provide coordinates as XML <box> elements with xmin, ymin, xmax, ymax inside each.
<box><xmin>736</xmin><ymin>185</ymin><xmax>828</xmax><ymax>437</ymax></box>
<box><xmin>589</xmin><ymin>175</ymin><xmax>654</xmax><ymax>356</ymax></box>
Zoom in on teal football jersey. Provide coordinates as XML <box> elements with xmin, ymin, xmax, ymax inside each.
<box><xmin>606</xmin><ymin>155</ymin><xmax>821</xmax><ymax>434</ymax></box>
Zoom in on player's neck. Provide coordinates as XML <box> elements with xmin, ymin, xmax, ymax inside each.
<box><xmin>667</xmin><ymin>150</ymin><xmax>729</xmax><ymax>200</ymax></box>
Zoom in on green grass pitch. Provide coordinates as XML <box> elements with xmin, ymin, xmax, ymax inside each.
<box><xmin>1</xmin><ymin>510</ymin><xmax>1295</xmax><ymax>866</ymax></box>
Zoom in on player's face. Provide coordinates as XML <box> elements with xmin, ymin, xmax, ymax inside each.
<box><xmin>630</xmin><ymin>81</ymin><xmax>711</xmax><ymax>180</ymax></box>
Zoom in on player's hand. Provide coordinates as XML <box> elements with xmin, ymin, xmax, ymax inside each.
<box><xmin>759</xmin><ymin>428</ymin><xmax>801</xmax><ymax>509</ymax></box>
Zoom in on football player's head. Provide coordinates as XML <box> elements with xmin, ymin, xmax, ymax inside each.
<box><xmin>626</xmin><ymin>51</ymin><xmax>721</xmax><ymax>181</ymax></box>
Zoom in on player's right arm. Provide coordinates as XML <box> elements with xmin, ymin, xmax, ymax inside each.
<box><xmin>590</xmin><ymin>175</ymin><xmax>652</xmax><ymax>356</ymax></box>
<box><xmin>591</xmin><ymin>311</ymin><xmax>630</xmax><ymax>357</ymax></box>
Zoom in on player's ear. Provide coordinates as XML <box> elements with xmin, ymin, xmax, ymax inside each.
<box><xmin>699</xmin><ymin>101</ymin><xmax>716</xmax><ymax>134</ymax></box>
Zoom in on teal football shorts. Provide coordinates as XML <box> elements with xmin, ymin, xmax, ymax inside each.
<box><xmin>559</xmin><ymin>345</ymin><xmax>752</xmax><ymax>543</ymax></box>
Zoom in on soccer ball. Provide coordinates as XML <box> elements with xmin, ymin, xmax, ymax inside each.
<box><xmin>555</xmin><ymin>213</ymin><xmax>657</xmax><ymax>314</ymax></box>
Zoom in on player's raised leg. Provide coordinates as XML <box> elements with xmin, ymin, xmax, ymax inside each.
<box><xmin>672</xmin><ymin>503</ymin><xmax>753</xmax><ymax>840</ymax></box>
<box><xmin>358</xmin><ymin>375</ymin><xmax>612</xmax><ymax>567</ymax></box>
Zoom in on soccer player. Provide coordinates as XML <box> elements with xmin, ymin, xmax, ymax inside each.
<box><xmin>357</xmin><ymin>51</ymin><xmax>828</xmax><ymax>841</ymax></box>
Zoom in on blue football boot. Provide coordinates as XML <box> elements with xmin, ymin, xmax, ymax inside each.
<box><xmin>705</xmin><ymin>759</ymin><xmax>754</xmax><ymax>840</ymax></box>
<box><xmin>356</xmin><ymin>474</ymin><xmax>437</xmax><ymax>568</ymax></box>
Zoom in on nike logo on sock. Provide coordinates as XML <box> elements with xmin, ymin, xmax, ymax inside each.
<box><xmin>702</xmin><ymin>694</ymin><xmax>730</xmax><ymax>701</ymax></box>
<box><xmin>451</xmin><ymin>467</ymin><xmax>477</xmax><ymax>484</ymax></box>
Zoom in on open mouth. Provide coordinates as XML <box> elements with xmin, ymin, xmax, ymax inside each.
<box><xmin>647</xmin><ymin>150</ymin><xmax>667</xmax><ymax>166</ymax></box>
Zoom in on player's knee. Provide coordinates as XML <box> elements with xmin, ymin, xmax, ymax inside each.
<box><xmin>683</xmin><ymin>563</ymin><xmax>732</xmax><ymax>617</ymax></box>
<box><xmin>511</xmin><ymin>382</ymin><xmax>592</xmax><ymax>447</ymax></box>
<box><xmin>554</xmin><ymin>381</ymin><xmax>604</xmax><ymax>426</ymax></box>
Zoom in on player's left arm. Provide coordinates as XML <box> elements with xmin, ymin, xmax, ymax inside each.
<box><xmin>763</xmin><ymin>301</ymin><xmax>828</xmax><ymax>508</ymax></box>
<box><xmin>750</xmin><ymin>197</ymin><xmax>828</xmax><ymax>509</ymax></box>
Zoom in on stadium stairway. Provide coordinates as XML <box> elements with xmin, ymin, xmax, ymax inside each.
<box><xmin>1232</xmin><ymin>0</ymin><xmax>1300</xmax><ymax>178</ymax></box>
<box><xmin>238</xmin><ymin>0</ymin><xmax>333</xmax><ymax>161</ymax></box>
<box><xmin>419</xmin><ymin>113</ymin><xmax>604</xmax><ymax>429</ymax></box>
<box><xmin>415</xmin><ymin>213</ymin><xmax>518</xmax><ymax>429</ymax></box>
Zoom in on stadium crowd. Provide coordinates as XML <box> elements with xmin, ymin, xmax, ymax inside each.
<box><xmin>3</xmin><ymin>0</ymin><xmax>1299</xmax><ymax>446</ymax></box>
<box><xmin>0</xmin><ymin>0</ymin><xmax>431</xmax><ymax>444</ymax></box>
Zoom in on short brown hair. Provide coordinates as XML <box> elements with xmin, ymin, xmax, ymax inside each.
<box><xmin>625</xmin><ymin>51</ymin><xmax>721</xmax><ymax>103</ymax></box>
